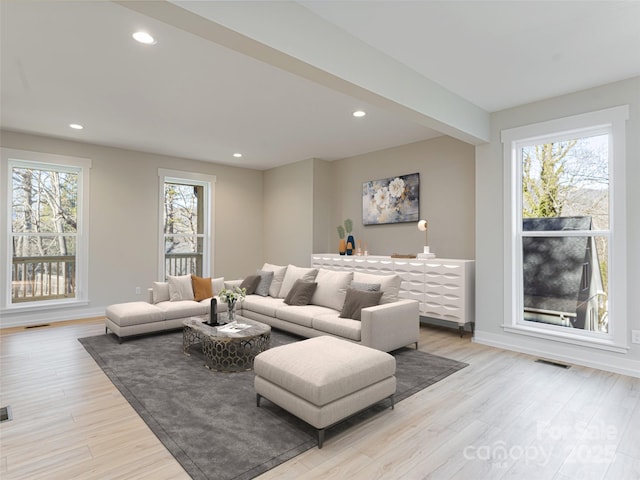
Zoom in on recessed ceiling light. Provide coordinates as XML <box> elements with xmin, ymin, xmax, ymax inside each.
<box><xmin>69</xmin><ymin>123</ymin><xmax>83</xmax><ymax>130</ymax></box>
<box><xmin>233</xmin><ymin>153</ymin><xmax>243</xmax><ymax>158</ymax></box>
<box><xmin>132</xmin><ymin>31</ymin><xmax>156</xmax><ymax>45</ymax></box>
<box><xmin>352</xmin><ymin>110</ymin><xmax>366</xmax><ymax>118</ymax></box>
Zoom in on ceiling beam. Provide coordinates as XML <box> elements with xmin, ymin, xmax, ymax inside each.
<box><xmin>118</xmin><ymin>0</ymin><xmax>490</xmax><ymax>145</ymax></box>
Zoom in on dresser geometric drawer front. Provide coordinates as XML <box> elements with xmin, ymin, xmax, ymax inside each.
<box><xmin>400</xmin><ymin>279</ymin><xmax>425</xmax><ymax>293</ymax></box>
<box><xmin>425</xmin><ymin>261</ymin><xmax>464</xmax><ymax>273</ymax></box>
<box><xmin>424</xmin><ymin>291</ymin><xmax>464</xmax><ymax>309</ymax></box>
<box><xmin>422</xmin><ymin>302</ymin><xmax>464</xmax><ymax>322</ymax></box>
<box><xmin>400</xmin><ymin>278</ymin><xmax>424</xmax><ymax>294</ymax></box>
<box><xmin>425</xmin><ymin>271</ymin><xmax>465</xmax><ymax>287</ymax></box>
<box><xmin>425</xmin><ymin>282</ymin><xmax>463</xmax><ymax>297</ymax></box>
<box><xmin>312</xmin><ymin>254</ymin><xmax>475</xmax><ymax>335</ymax></box>
<box><xmin>399</xmin><ymin>289</ymin><xmax>424</xmax><ymax>304</ymax></box>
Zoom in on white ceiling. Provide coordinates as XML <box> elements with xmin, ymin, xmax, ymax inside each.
<box><xmin>301</xmin><ymin>0</ymin><xmax>640</xmax><ymax>112</ymax></box>
<box><xmin>2</xmin><ymin>1</ymin><xmax>639</xmax><ymax>170</ymax></box>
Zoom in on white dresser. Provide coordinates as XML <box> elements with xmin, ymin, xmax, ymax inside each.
<box><xmin>311</xmin><ymin>254</ymin><xmax>475</xmax><ymax>336</ymax></box>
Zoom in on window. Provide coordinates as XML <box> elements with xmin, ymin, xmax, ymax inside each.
<box><xmin>1</xmin><ymin>149</ymin><xmax>91</xmax><ymax>310</ymax></box>
<box><xmin>158</xmin><ymin>169</ymin><xmax>215</xmax><ymax>280</ymax></box>
<box><xmin>502</xmin><ymin>106</ymin><xmax>628</xmax><ymax>352</ymax></box>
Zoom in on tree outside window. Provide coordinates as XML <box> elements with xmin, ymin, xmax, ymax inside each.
<box><xmin>520</xmin><ymin>134</ymin><xmax>609</xmax><ymax>333</ymax></box>
<box><xmin>11</xmin><ymin>164</ymin><xmax>79</xmax><ymax>302</ymax></box>
<box><xmin>163</xmin><ymin>182</ymin><xmax>205</xmax><ymax>277</ymax></box>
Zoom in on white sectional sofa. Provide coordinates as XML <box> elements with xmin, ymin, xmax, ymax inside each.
<box><xmin>105</xmin><ymin>263</ymin><xmax>420</xmax><ymax>352</ymax></box>
<box><xmin>104</xmin><ymin>276</ymin><xmax>230</xmax><ymax>341</ymax></box>
<box><xmin>239</xmin><ymin>263</ymin><xmax>419</xmax><ymax>352</ymax></box>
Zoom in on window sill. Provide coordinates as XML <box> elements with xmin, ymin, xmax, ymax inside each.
<box><xmin>1</xmin><ymin>299</ymin><xmax>90</xmax><ymax>315</ymax></box>
<box><xmin>503</xmin><ymin>324</ymin><xmax>629</xmax><ymax>354</ymax></box>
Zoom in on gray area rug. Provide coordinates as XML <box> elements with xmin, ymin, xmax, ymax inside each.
<box><xmin>79</xmin><ymin>329</ymin><xmax>467</xmax><ymax>480</ymax></box>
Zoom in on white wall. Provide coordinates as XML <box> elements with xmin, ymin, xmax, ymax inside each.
<box><xmin>475</xmin><ymin>77</ymin><xmax>640</xmax><ymax>377</ymax></box>
<box><xmin>0</xmin><ymin>130</ymin><xmax>264</xmax><ymax>327</ymax></box>
<box><xmin>312</xmin><ymin>158</ymin><xmax>334</xmax><ymax>255</ymax></box>
<box><xmin>262</xmin><ymin>136</ymin><xmax>476</xmax><ymax>265</ymax></box>
<box><xmin>328</xmin><ymin>136</ymin><xmax>475</xmax><ymax>259</ymax></box>
<box><xmin>263</xmin><ymin>158</ymin><xmax>315</xmax><ymax>267</ymax></box>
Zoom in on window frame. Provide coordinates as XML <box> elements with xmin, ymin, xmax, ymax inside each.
<box><xmin>502</xmin><ymin>106</ymin><xmax>628</xmax><ymax>353</ymax></box>
<box><xmin>157</xmin><ymin>169</ymin><xmax>216</xmax><ymax>280</ymax></box>
<box><xmin>1</xmin><ymin>148</ymin><xmax>91</xmax><ymax>312</ymax></box>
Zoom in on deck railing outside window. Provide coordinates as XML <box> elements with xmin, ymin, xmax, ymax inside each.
<box><xmin>11</xmin><ymin>253</ymin><xmax>203</xmax><ymax>302</ymax></box>
<box><xmin>12</xmin><ymin>255</ymin><xmax>76</xmax><ymax>303</ymax></box>
<box><xmin>165</xmin><ymin>252</ymin><xmax>203</xmax><ymax>278</ymax></box>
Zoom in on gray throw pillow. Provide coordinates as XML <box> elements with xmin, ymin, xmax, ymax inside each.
<box><xmin>350</xmin><ymin>281</ymin><xmax>381</xmax><ymax>292</ymax></box>
<box><xmin>240</xmin><ymin>274</ymin><xmax>261</xmax><ymax>295</ymax></box>
<box><xmin>284</xmin><ymin>279</ymin><xmax>318</xmax><ymax>306</ymax></box>
<box><xmin>255</xmin><ymin>270</ymin><xmax>274</xmax><ymax>297</ymax></box>
<box><xmin>339</xmin><ymin>288</ymin><xmax>383</xmax><ymax>321</ymax></box>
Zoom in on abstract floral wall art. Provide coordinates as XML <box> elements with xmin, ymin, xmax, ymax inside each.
<box><xmin>362</xmin><ymin>173</ymin><xmax>420</xmax><ymax>225</ymax></box>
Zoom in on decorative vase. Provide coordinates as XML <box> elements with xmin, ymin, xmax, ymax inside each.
<box><xmin>346</xmin><ymin>234</ymin><xmax>355</xmax><ymax>255</ymax></box>
<box><xmin>227</xmin><ymin>299</ymin><xmax>236</xmax><ymax>323</ymax></box>
<box><xmin>339</xmin><ymin>239</ymin><xmax>346</xmax><ymax>255</ymax></box>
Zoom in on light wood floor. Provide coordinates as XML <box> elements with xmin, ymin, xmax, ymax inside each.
<box><xmin>1</xmin><ymin>319</ymin><xmax>639</xmax><ymax>480</ymax></box>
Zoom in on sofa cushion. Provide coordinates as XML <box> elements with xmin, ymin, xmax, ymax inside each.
<box><xmin>312</xmin><ymin>314</ymin><xmax>362</xmax><ymax>342</ymax></box>
<box><xmin>106</xmin><ymin>302</ymin><xmax>165</xmax><ymax>327</ymax></box>
<box><xmin>155</xmin><ymin>300</ymin><xmax>207</xmax><ymax>320</ymax></box>
<box><xmin>350</xmin><ymin>281</ymin><xmax>381</xmax><ymax>292</ymax></box>
<box><xmin>279</xmin><ymin>265</ymin><xmax>318</xmax><ymax>298</ymax></box>
<box><xmin>283</xmin><ymin>280</ymin><xmax>318</xmax><ymax>306</ymax></box>
<box><xmin>212</xmin><ymin>277</ymin><xmax>225</xmax><ymax>296</ymax></box>
<box><xmin>273</xmin><ymin>306</ymin><xmax>313</xmax><ymax>328</ymax></box>
<box><xmin>191</xmin><ymin>275</ymin><xmax>213</xmax><ymax>301</ymax></box>
<box><xmin>168</xmin><ymin>275</ymin><xmax>194</xmax><ymax>301</ymax></box>
<box><xmin>240</xmin><ymin>275</ymin><xmax>261</xmax><ymax>295</ymax></box>
<box><xmin>254</xmin><ymin>270</ymin><xmax>274</xmax><ymax>297</ymax></box>
<box><xmin>353</xmin><ymin>272</ymin><xmax>401</xmax><ymax>304</ymax></box>
<box><xmin>276</xmin><ymin>303</ymin><xmax>335</xmax><ymax>328</ymax></box>
<box><xmin>339</xmin><ymin>288</ymin><xmax>383</xmax><ymax>321</ymax></box>
<box><xmin>152</xmin><ymin>282</ymin><xmax>170</xmax><ymax>304</ymax></box>
<box><xmin>242</xmin><ymin>295</ymin><xmax>285</xmax><ymax>317</ymax></box>
<box><xmin>311</xmin><ymin>269</ymin><xmax>353</xmax><ymax>311</ymax></box>
<box><xmin>261</xmin><ymin>263</ymin><xmax>288</xmax><ymax>297</ymax></box>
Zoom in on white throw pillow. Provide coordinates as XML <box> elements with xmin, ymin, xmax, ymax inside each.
<box><xmin>168</xmin><ymin>274</ymin><xmax>194</xmax><ymax>301</ymax></box>
<box><xmin>261</xmin><ymin>263</ymin><xmax>288</xmax><ymax>297</ymax></box>
<box><xmin>211</xmin><ymin>277</ymin><xmax>225</xmax><ymax>296</ymax></box>
<box><xmin>152</xmin><ymin>282</ymin><xmax>170</xmax><ymax>304</ymax></box>
<box><xmin>353</xmin><ymin>272</ymin><xmax>401</xmax><ymax>304</ymax></box>
<box><xmin>278</xmin><ymin>265</ymin><xmax>318</xmax><ymax>298</ymax></box>
<box><xmin>311</xmin><ymin>269</ymin><xmax>353</xmax><ymax>311</ymax></box>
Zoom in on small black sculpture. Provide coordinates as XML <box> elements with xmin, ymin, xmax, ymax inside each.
<box><xmin>207</xmin><ymin>298</ymin><xmax>220</xmax><ymax>326</ymax></box>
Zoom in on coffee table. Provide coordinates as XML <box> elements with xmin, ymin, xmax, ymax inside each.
<box><xmin>182</xmin><ymin>316</ymin><xmax>271</xmax><ymax>372</ymax></box>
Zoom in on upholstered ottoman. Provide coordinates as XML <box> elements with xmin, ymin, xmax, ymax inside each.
<box><xmin>254</xmin><ymin>335</ymin><xmax>396</xmax><ymax>448</ymax></box>
<box><xmin>104</xmin><ymin>301</ymin><xmax>165</xmax><ymax>342</ymax></box>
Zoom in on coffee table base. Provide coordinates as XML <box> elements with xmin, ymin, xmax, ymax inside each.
<box><xmin>183</xmin><ymin>321</ymin><xmax>270</xmax><ymax>372</ymax></box>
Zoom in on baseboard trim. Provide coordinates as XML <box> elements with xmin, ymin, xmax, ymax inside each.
<box><xmin>0</xmin><ymin>306</ymin><xmax>106</xmax><ymax>329</ymax></box>
<box><xmin>473</xmin><ymin>330</ymin><xmax>640</xmax><ymax>379</ymax></box>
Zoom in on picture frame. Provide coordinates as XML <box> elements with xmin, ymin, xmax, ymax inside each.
<box><xmin>362</xmin><ymin>172</ymin><xmax>420</xmax><ymax>225</ymax></box>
